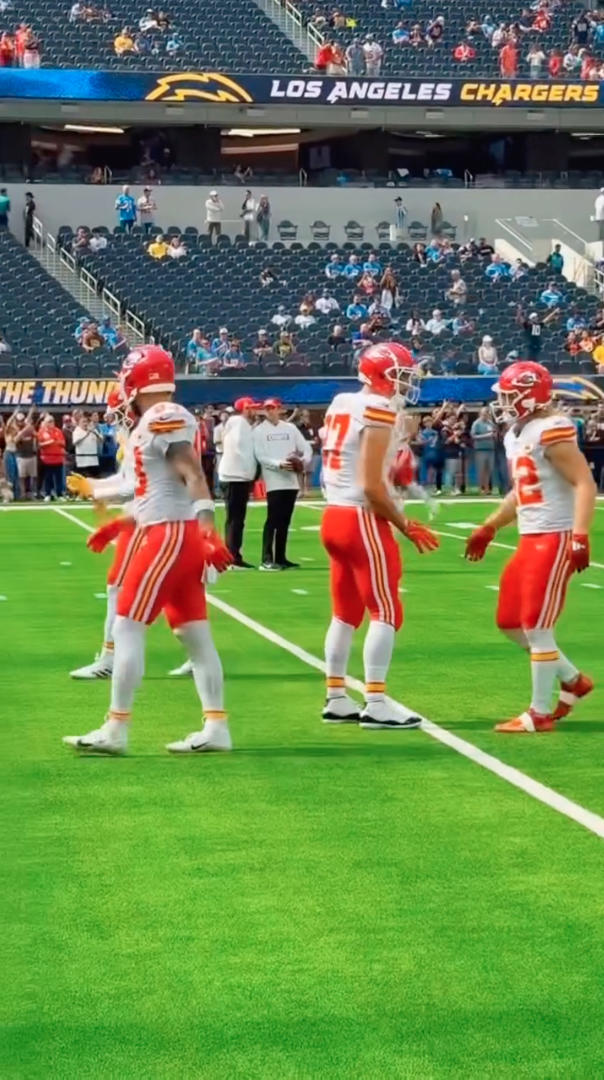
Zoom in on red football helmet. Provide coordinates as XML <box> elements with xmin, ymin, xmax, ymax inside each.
<box><xmin>492</xmin><ymin>360</ymin><xmax>553</xmax><ymax>423</ymax></box>
<box><xmin>358</xmin><ymin>342</ymin><xmax>421</xmax><ymax>403</ymax></box>
<box><xmin>106</xmin><ymin>385</ymin><xmax>136</xmax><ymax>430</ymax></box>
<box><xmin>119</xmin><ymin>344</ymin><xmax>175</xmax><ymax>405</ymax></box>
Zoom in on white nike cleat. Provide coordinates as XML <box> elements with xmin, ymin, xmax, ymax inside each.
<box><xmin>360</xmin><ymin>699</ymin><xmax>422</xmax><ymax>730</ymax></box>
<box><xmin>166</xmin><ymin>722</ymin><xmax>232</xmax><ymax>753</ymax></box>
<box><xmin>322</xmin><ymin>694</ymin><xmax>361</xmax><ymax>723</ymax></box>
<box><xmin>62</xmin><ymin>719</ymin><xmax>128</xmax><ymax>754</ymax></box>
<box><xmin>168</xmin><ymin>659</ymin><xmax>193</xmax><ymax>677</ymax></box>
<box><xmin>70</xmin><ymin>653</ymin><xmax>113</xmax><ymax>680</ymax></box>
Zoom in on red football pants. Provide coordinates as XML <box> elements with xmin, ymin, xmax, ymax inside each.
<box><xmin>106</xmin><ymin>519</ymin><xmax>139</xmax><ymax>587</ymax></box>
<box><xmin>117</xmin><ymin>520</ymin><xmax>207</xmax><ymax>628</ymax></box>
<box><xmin>321</xmin><ymin>505</ymin><xmax>403</xmax><ymax>629</ymax></box>
<box><xmin>496</xmin><ymin>531</ymin><xmax>572</xmax><ymax>631</ymax></box>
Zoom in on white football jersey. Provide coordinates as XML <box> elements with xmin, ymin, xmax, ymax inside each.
<box><xmin>128</xmin><ymin>401</ymin><xmax>198</xmax><ymax>526</ymax></box>
<box><xmin>504</xmin><ymin>412</ymin><xmax>577</xmax><ymax>534</ymax></box>
<box><xmin>322</xmin><ymin>389</ymin><xmax>397</xmax><ymax>507</ymax></box>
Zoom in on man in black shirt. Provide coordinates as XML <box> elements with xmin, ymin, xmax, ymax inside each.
<box><xmin>515</xmin><ymin>305</ymin><xmax>559</xmax><ymax>361</ymax></box>
<box><xmin>24</xmin><ymin>192</ymin><xmax>36</xmax><ymax>248</ymax></box>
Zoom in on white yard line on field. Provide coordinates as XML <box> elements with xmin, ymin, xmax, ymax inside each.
<box><xmin>52</xmin><ymin>505</ymin><xmax>604</xmax><ymax>841</ymax></box>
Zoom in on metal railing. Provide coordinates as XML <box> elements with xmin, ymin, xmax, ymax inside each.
<box><xmin>299</xmin><ymin>168</ymin><xmax>308</xmax><ymax>187</ymax></box>
<box><xmin>463</xmin><ymin>169</ymin><xmax>474</xmax><ymax>188</ymax></box>
<box><xmin>254</xmin><ymin>0</ymin><xmax>318</xmax><ymax>62</ymax></box>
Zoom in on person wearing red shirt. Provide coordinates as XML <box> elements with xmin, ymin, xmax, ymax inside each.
<box><xmin>37</xmin><ymin>414</ymin><xmax>66</xmax><ymax>499</ymax></box>
<box><xmin>315</xmin><ymin>40</ymin><xmax>335</xmax><ymax>71</ymax></box>
<box><xmin>499</xmin><ymin>40</ymin><xmax>518</xmax><ymax>77</ymax></box>
<box><xmin>453</xmin><ymin>41</ymin><xmax>476</xmax><ymax>62</ymax></box>
<box><xmin>0</xmin><ymin>31</ymin><xmax>15</xmax><ymax>67</ymax></box>
<box><xmin>15</xmin><ymin>24</ymin><xmax>29</xmax><ymax>65</ymax></box>
<box><xmin>548</xmin><ymin>49</ymin><xmax>562</xmax><ymax>77</ymax></box>
<box><xmin>581</xmin><ymin>52</ymin><xmax>598</xmax><ymax>80</ymax></box>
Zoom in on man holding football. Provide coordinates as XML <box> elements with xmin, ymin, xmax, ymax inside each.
<box><xmin>466</xmin><ymin>360</ymin><xmax>596</xmax><ymax>733</ymax></box>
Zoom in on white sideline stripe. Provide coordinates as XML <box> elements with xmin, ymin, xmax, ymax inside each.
<box><xmin>291</xmin><ymin>588</ymin><xmax>309</xmax><ymax>596</ymax></box>
<box><xmin>54</xmin><ymin>506</ymin><xmax>604</xmax><ymax>841</ymax></box>
<box><xmin>582</xmin><ymin>583</ymin><xmax>603</xmax><ymax>589</ymax></box>
<box><xmin>485</xmin><ymin>585</ymin><xmax>500</xmax><ymax>591</ymax></box>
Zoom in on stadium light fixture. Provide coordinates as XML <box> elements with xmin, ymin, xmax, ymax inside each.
<box><xmin>224</xmin><ymin>128</ymin><xmax>301</xmax><ymax>137</ymax></box>
<box><xmin>63</xmin><ymin>124</ymin><xmax>125</xmax><ymax>134</ymax></box>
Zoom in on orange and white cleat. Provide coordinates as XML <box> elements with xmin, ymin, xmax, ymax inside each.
<box><xmin>551</xmin><ymin>673</ymin><xmax>594</xmax><ymax>722</ymax></box>
<box><xmin>495</xmin><ymin>709</ymin><xmax>555</xmax><ymax>734</ymax></box>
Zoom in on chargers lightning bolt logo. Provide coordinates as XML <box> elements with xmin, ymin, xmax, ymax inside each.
<box><xmin>145</xmin><ymin>72</ymin><xmax>253</xmax><ymax>103</ymax></box>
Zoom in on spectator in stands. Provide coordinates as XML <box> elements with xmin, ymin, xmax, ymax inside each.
<box><xmin>22</xmin><ymin>28</ymin><xmax>40</xmax><ymax>67</ymax></box>
<box><xmin>563</xmin><ymin>45</ymin><xmax>581</xmax><ymax>74</ymax></box>
<box><xmin>114</xmin><ymin>27</ymin><xmax>136</xmax><ymax>54</ymax></box>
<box><xmin>380</xmin><ymin>266</ymin><xmax>398</xmax><ymax>312</ymax></box>
<box><xmin>205</xmin><ymin>189</ymin><xmax>224</xmax><ymax>243</ymax></box>
<box><xmin>417</xmin><ymin>416</ymin><xmax>443</xmax><ymax>489</ymax></box>
<box><xmin>392</xmin><ymin>22</ymin><xmax>409</xmax><ymax>45</ymax></box>
<box><xmin>74</xmin><ymin>316</ymin><xmax>89</xmax><ymax>343</ymax></box>
<box><xmin>346</xmin><ymin>294</ymin><xmax>368</xmax><ymax>321</ymax></box>
<box><xmin>477</xmin><ymin>237</ymin><xmax>495</xmax><ymax>257</ymax></box>
<box><xmin>357</xmin><ymin>269</ymin><xmax>378</xmax><ymax>297</ymax></box>
<box><xmin>256</xmin><ymin>195</ymin><xmax>271</xmax><ymax>242</ymax></box>
<box><xmin>23</xmin><ymin>192</ymin><xmax>35</xmax><ymax>248</ymax></box>
<box><xmin>0</xmin><ymin>187</ymin><xmax>10</xmax><ymax>229</ymax></box>
<box><xmin>409</xmin><ymin>24</ymin><xmax>423</xmax><ymax>47</ymax></box>
<box><xmin>167</xmin><ymin>234</ymin><xmax>187</xmax><ymax>259</ymax></box>
<box><xmin>234</xmin><ymin>164</ymin><xmax>253</xmax><ymax>184</ymax></box>
<box><xmin>139</xmin><ymin>8</ymin><xmax>158</xmax><ymax>31</ymax></box>
<box><xmin>211</xmin><ymin>327</ymin><xmax>231</xmax><ymax>359</ymax></box>
<box><xmin>485</xmin><ymin>253</ymin><xmax>510</xmax><ymax>281</ymax></box>
<box><xmin>343</xmin><ymin>253</ymin><xmax>361</xmax><ymax>280</ymax></box>
<box><xmin>363</xmin><ymin>34</ymin><xmax>383</xmax><ymax>75</ymax></box>
<box><xmin>185</xmin><ymin>328</ymin><xmax>211</xmax><ymax>372</ymax></box>
<box><xmin>565</xmin><ymin>330</ymin><xmax>582</xmax><ymax>356</ymax></box>
<box><xmin>222</xmin><ymin>338</ymin><xmax>246</xmax><ymax>368</ymax></box>
<box><xmin>73</xmin><ymin>414</ymin><xmax>102</xmax><ymax>476</ymax></box>
<box><xmin>315</xmin><ymin>38</ymin><xmax>336</xmax><ymax>71</ymax></box>
<box><xmin>0</xmin><ymin>329</ymin><xmax>10</xmax><ymax>352</ymax></box>
<box><xmin>294</xmin><ymin>304</ymin><xmax>316</xmax><ymax>330</ymax></box>
<box><xmin>445</xmin><ymin>269</ymin><xmax>467</xmax><ymax>306</ymax></box>
<box><xmin>593</xmin><ymin>340</ymin><xmax>604</xmax><ymax>372</ymax></box>
<box><xmin>148</xmin><ymin>232</ymin><xmax>168</xmax><ymax>259</ymax></box>
<box><xmin>136</xmin><ymin>187</ymin><xmax>156</xmax><ymax>234</ymax></box>
<box><xmin>345</xmin><ymin>37</ymin><xmax>365</xmax><ymax>74</ymax></box>
<box><xmin>510</xmin><ymin>257</ymin><xmax>528</xmax><ymax>279</ymax></box>
<box><xmin>430</xmin><ymin>202</ymin><xmax>444</xmax><ymax>235</ymax></box>
<box><xmin>165</xmin><ymin>31</ymin><xmax>182</xmax><ymax>56</ymax></box>
<box><xmin>253</xmin><ymin>329</ymin><xmax>273</xmax><ymax>363</ymax></box>
<box><xmin>471</xmin><ymin>407</ymin><xmax>497</xmax><ymax>493</ymax></box>
<box><xmin>315</xmin><ymin>288</ymin><xmax>339</xmax><ymax>316</ymax></box>
<box><xmin>566</xmin><ymin>307</ymin><xmax>586</xmax><ymax>333</ymax></box>
<box><xmin>540</xmin><ymin>279</ymin><xmax>564</xmax><ymax>307</ymax></box>
<box><xmin>0</xmin><ymin>31</ymin><xmax>15</xmax><ymax>66</ymax></box>
<box><xmin>548</xmin><ymin>49</ymin><xmax>563</xmax><ymax>76</ymax></box>
<box><xmin>367</xmin><ymin>297</ymin><xmax>390</xmax><ymax>323</ymax></box>
<box><xmin>72</xmin><ymin>226</ymin><xmax>90</xmax><ymax>257</ymax></box>
<box><xmin>499</xmin><ymin>38</ymin><xmax>518</xmax><ymax>77</ymax></box>
<box><xmin>273</xmin><ymin>331</ymin><xmax>296</xmax><ymax>363</ymax></box>
<box><xmin>328</xmin><ymin>323</ymin><xmax>348</xmax><ymax>350</ymax></box>
<box><xmin>516</xmin><ymin>305</ymin><xmax>558</xmax><ymax>360</ymax></box>
<box><xmin>260</xmin><ymin>266</ymin><xmax>281</xmax><ymax>287</ymax></box>
<box><xmin>363</xmin><ymin>251</ymin><xmax>382</xmax><ymax>276</ymax></box>
<box><xmin>477</xmin><ymin>335</ymin><xmax>499</xmax><ymax>374</ymax></box>
<box><xmin>99</xmin><ymin>316</ymin><xmax>127</xmax><ymax>352</ymax></box>
<box><xmin>527</xmin><ymin>41</ymin><xmax>546</xmax><ymax>77</ymax></box>
<box><xmin>271</xmin><ymin>305</ymin><xmax>291</xmax><ymax>329</ymax></box>
<box><xmin>325</xmin><ymin>253</ymin><xmax>344</xmax><ymax>279</ymax></box>
<box><xmin>114</xmin><ymin>184</ymin><xmax>136</xmax><ymax>231</ymax></box>
<box><xmin>81</xmin><ymin>321</ymin><xmax>104</xmax><ymax>351</ymax></box>
<box><xmin>426</xmin><ymin>309</ymin><xmax>448</xmax><ymax>335</ymax></box>
<box><xmin>453</xmin><ymin>39</ymin><xmax>476</xmax><ymax>62</ymax></box>
<box><xmin>481</xmin><ymin>14</ymin><xmax>495</xmax><ymax>40</ymax></box>
<box><xmin>572</xmin><ymin>9</ymin><xmax>591</xmax><ymax>45</ymax></box>
<box><xmin>38</xmin><ymin>415</ymin><xmax>65</xmax><ymax>500</ymax></box>
<box><xmin>240</xmin><ymin>189</ymin><xmax>257</xmax><ymax>242</ymax></box>
<box><xmin>466</xmin><ymin>18</ymin><xmax>481</xmax><ymax>38</ymax></box>
<box><xmin>406</xmin><ymin>310</ymin><xmax>425</xmax><ymax>336</ymax></box>
<box><xmin>426</xmin><ymin>15</ymin><xmax>444</xmax><ymax>45</ymax></box>
<box><xmin>451</xmin><ymin>310</ymin><xmax>474</xmax><ymax>336</ymax></box>
<box><xmin>547</xmin><ymin>244</ymin><xmax>564</xmax><ymax>273</ymax></box>
<box><xmin>413</xmin><ymin>242</ymin><xmax>428</xmax><ymax>267</ymax></box>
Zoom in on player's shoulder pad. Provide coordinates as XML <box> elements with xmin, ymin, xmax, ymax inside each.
<box><xmin>147</xmin><ymin>401</ymin><xmax>193</xmax><ymax>434</ymax></box>
<box><xmin>538</xmin><ymin>412</ymin><xmax>577</xmax><ymax>447</ymax></box>
<box><xmin>362</xmin><ymin>392</ymin><xmax>397</xmax><ymax>428</ymax></box>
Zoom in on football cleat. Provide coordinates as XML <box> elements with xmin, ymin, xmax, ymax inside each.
<box><xmin>168</xmin><ymin>659</ymin><xmax>194</xmax><ymax>677</ymax></box>
<box><xmin>552</xmin><ymin>672</ymin><xmax>594</xmax><ymax>721</ymax></box>
<box><xmin>165</xmin><ymin>724</ymin><xmax>232</xmax><ymax>753</ymax></box>
<box><xmin>62</xmin><ymin>720</ymin><xmax>128</xmax><ymax>754</ymax></box>
<box><xmin>70</xmin><ymin>653</ymin><xmax>113</xmax><ymax>680</ymax></box>
<box><xmin>279</xmin><ymin>560</ymin><xmax>300</xmax><ymax>569</ymax></box>
<box><xmin>322</xmin><ymin>695</ymin><xmax>361</xmax><ymax>724</ymax></box>
<box><xmin>360</xmin><ymin>699</ymin><xmax>422</xmax><ymax>730</ymax></box>
<box><xmin>495</xmin><ymin>709</ymin><xmax>555</xmax><ymax>734</ymax></box>
<box><xmin>259</xmin><ymin>562</ymin><xmax>282</xmax><ymax>572</ymax></box>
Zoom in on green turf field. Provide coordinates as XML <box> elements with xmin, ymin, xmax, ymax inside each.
<box><xmin>2</xmin><ymin>499</ymin><xmax>604</xmax><ymax>1079</ymax></box>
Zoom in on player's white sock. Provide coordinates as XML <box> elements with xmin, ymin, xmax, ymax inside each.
<box><xmin>325</xmin><ymin>617</ymin><xmax>354</xmax><ymax>699</ymax></box>
<box><xmin>108</xmin><ymin>615</ymin><xmax>146</xmax><ymax>724</ymax></box>
<box><xmin>101</xmin><ymin>584</ymin><xmax>119</xmax><ymax>660</ymax></box>
<box><xmin>501</xmin><ymin>627</ymin><xmax>529</xmax><ymax>650</ymax></box>
<box><xmin>556</xmin><ymin>650</ymin><xmax>579</xmax><ymax>685</ymax></box>
<box><xmin>176</xmin><ymin>620</ymin><xmax>226</xmax><ymax>720</ymax></box>
<box><xmin>363</xmin><ymin>621</ymin><xmax>395</xmax><ymax>703</ymax></box>
<box><xmin>525</xmin><ymin>628</ymin><xmax>559</xmax><ymax>715</ymax></box>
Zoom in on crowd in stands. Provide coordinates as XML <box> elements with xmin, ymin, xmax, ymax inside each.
<box><xmin>0</xmin><ymin>20</ymin><xmax>42</xmax><ymax>67</ymax></box>
<box><xmin>308</xmin><ymin>0</ymin><xmax>604</xmax><ymax>78</ymax></box>
<box><xmin>74</xmin><ymin>315</ymin><xmax>128</xmax><ymax>353</ymax></box>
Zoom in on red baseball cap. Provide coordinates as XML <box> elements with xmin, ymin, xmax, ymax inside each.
<box><xmin>263</xmin><ymin>398</ymin><xmax>282</xmax><ymax>409</ymax></box>
<box><xmin>234</xmin><ymin>396</ymin><xmax>261</xmax><ymax>413</ymax></box>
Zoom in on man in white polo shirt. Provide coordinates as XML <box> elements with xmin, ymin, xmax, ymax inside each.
<box><xmin>219</xmin><ymin>396</ymin><xmax>260</xmax><ymax>568</ymax></box>
<box><xmin>253</xmin><ymin>398</ymin><xmax>311</xmax><ymax>570</ymax></box>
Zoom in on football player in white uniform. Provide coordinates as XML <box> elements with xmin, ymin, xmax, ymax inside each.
<box><xmin>466</xmin><ymin>360</ymin><xmax>596</xmax><ymax>733</ymax></box>
<box><xmin>63</xmin><ymin>345</ymin><xmax>232</xmax><ymax>755</ymax></box>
